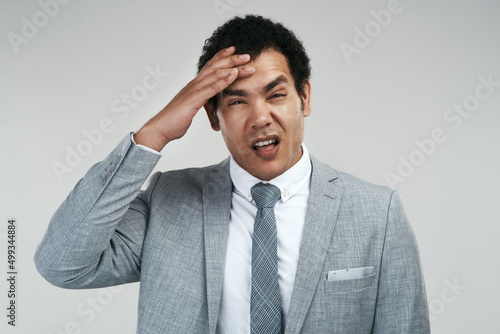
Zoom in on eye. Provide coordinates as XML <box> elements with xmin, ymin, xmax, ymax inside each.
<box><xmin>270</xmin><ymin>93</ymin><xmax>286</xmax><ymax>99</ymax></box>
<box><xmin>228</xmin><ymin>100</ymin><xmax>244</xmax><ymax>106</ymax></box>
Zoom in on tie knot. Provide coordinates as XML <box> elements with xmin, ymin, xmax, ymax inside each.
<box><xmin>251</xmin><ymin>183</ymin><xmax>281</xmax><ymax>209</ymax></box>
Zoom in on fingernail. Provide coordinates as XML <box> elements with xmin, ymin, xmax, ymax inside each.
<box><xmin>239</xmin><ymin>54</ymin><xmax>250</xmax><ymax>60</ymax></box>
<box><xmin>226</xmin><ymin>46</ymin><xmax>234</xmax><ymax>52</ymax></box>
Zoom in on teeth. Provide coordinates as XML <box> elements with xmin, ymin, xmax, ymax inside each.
<box><xmin>255</xmin><ymin>139</ymin><xmax>276</xmax><ymax>147</ymax></box>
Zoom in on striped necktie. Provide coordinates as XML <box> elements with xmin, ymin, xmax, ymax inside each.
<box><xmin>250</xmin><ymin>182</ymin><xmax>282</xmax><ymax>334</ymax></box>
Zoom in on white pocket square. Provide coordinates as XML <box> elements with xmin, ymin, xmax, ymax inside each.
<box><xmin>327</xmin><ymin>266</ymin><xmax>374</xmax><ymax>281</ymax></box>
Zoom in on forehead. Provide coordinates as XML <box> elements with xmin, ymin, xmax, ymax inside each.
<box><xmin>249</xmin><ymin>49</ymin><xmax>291</xmax><ymax>73</ymax></box>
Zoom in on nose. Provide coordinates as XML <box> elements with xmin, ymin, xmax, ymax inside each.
<box><xmin>249</xmin><ymin>100</ymin><xmax>273</xmax><ymax>129</ymax></box>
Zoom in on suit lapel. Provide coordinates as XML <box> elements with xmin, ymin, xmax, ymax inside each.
<box><xmin>285</xmin><ymin>157</ymin><xmax>344</xmax><ymax>334</ymax></box>
<box><xmin>202</xmin><ymin>159</ymin><xmax>232</xmax><ymax>334</ymax></box>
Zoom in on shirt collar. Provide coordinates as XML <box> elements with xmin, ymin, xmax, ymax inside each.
<box><xmin>229</xmin><ymin>144</ymin><xmax>312</xmax><ymax>203</ymax></box>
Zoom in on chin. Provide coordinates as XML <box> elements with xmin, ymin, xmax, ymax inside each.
<box><xmin>251</xmin><ymin>165</ymin><xmax>285</xmax><ymax>181</ymax></box>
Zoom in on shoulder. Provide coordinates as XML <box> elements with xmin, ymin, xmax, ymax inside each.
<box><xmin>144</xmin><ymin>158</ymin><xmax>230</xmax><ymax>197</ymax></box>
<box><xmin>310</xmin><ymin>156</ymin><xmax>395</xmax><ymax>207</ymax></box>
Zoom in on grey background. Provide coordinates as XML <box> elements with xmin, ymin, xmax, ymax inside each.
<box><xmin>1</xmin><ymin>0</ymin><xmax>499</xmax><ymax>333</ymax></box>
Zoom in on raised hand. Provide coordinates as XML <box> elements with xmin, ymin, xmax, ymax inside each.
<box><xmin>134</xmin><ymin>46</ymin><xmax>255</xmax><ymax>152</ymax></box>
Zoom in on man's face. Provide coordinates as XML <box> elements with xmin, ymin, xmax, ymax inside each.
<box><xmin>206</xmin><ymin>49</ymin><xmax>311</xmax><ymax>181</ymax></box>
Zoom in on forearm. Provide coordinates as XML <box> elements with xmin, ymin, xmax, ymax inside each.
<box><xmin>34</xmin><ymin>133</ymin><xmax>161</xmax><ymax>288</ymax></box>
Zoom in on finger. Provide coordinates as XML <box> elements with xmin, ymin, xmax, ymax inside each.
<box><xmin>235</xmin><ymin>65</ymin><xmax>256</xmax><ymax>79</ymax></box>
<box><xmin>199</xmin><ymin>64</ymin><xmax>257</xmax><ymax>100</ymax></box>
<box><xmin>197</xmin><ymin>62</ymin><xmax>257</xmax><ymax>102</ymax></box>
<box><xmin>194</xmin><ymin>54</ymin><xmax>249</xmax><ymax>90</ymax></box>
<box><xmin>208</xmin><ymin>46</ymin><xmax>236</xmax><ymax>63</ymax></box>
<box><xmin>195</xmin><ymin>65</ymin><xmax>239</xmax><ymax>89</ymax></box>
<box><xmin>201</xmin><ymin>51</ymin><xmax>252</xmax><ymax>76</ymax></box>
<box><xmin>201</xmin><ymin>47</ymin><xmax>234</xmax><ymax>71</ymax></box>
<box><xmin>197</xmin><ymin>67</ymin><xmax>239</xmax><ymax>102</ymax></box>
<box><xmin>217</xmin><ymin>53</ymin><xmax>252</xmax><ymax>69</ymax></box>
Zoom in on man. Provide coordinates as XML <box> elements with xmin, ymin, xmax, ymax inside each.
<box><xmin>35</xmin><ymin>15</ymin><xmax>430</xmax><ymax>333</ymax></box>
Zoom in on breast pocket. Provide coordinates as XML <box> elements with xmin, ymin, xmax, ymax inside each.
<box><xmin>324</xmin><ymin>266</ymin><xmax>375</xmax><ymax>293</ymax></box>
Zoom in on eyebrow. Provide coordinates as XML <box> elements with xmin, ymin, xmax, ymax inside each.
<box><xmin>262</xmin><ymin>75</ymin><xmax>289</xmax><ymax>94</ymax></box>
<box><xmin>221</xmin><ymin>75</ymin><xmax>290</xmax><ymax>98</ymax></box>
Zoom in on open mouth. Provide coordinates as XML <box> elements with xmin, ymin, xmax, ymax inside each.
<box><xmin>252</xmin><ymin>136</ymin><xmax>280</xmax><ymax>158</ymax></box>
<box><xmin>254</xmin><ymin>138</ymin><xmax>278</xmax><ymax>150</ymax></box>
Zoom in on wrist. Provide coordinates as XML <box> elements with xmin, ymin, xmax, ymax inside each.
<box><xmin>134</xmin><ymin>124</ymin><xmax>170</xmax><ymax>152</ymax></box>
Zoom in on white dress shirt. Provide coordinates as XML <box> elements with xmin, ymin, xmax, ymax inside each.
<box><xmin>216</xmin><ymin>144</ymin><xmax>312</xmax><ymax>334</ymax></box>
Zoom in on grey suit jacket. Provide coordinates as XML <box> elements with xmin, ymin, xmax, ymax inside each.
<box><xmin>35</xmin><ymin>134</ymin><xmax>430</xmax><ymax>333</ymax></box>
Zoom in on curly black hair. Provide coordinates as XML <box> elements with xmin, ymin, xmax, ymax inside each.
<box><xmin>198</xmin><ymin>14</ymin><xmax>311</xmax><ymax>108</ymax></box>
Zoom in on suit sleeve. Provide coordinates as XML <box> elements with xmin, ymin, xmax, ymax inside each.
<box><xmin>372</xmin><ymin>191</ymin><xmax>431</xmax><ymax>334</ymax></box>
<box><xmin>34</xmin><ymin>133</ymin><xmax>161</xmax><ymax>289</ymax></box>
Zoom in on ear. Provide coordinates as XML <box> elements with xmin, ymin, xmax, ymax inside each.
<box><xmin>204</xmin><ymin>101</ymin><xmax>220</xmax><ymax>131</ymax></box>
<box><xmin>300</xmin><ymin>79</ymin><xmax>312</xmax><ymax>117</ymax></box>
